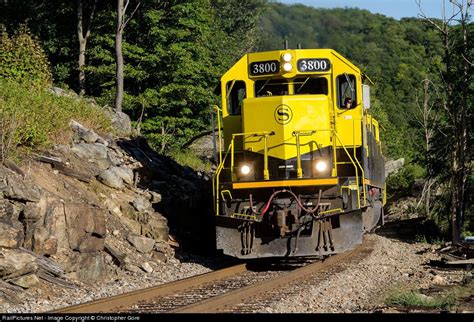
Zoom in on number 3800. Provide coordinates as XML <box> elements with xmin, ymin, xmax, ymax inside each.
<box><xmin>250</xmin><ymin>61</ymin><xmax>279</xmax><ymax>75</ymax></box>
<box><xmin>297</xmin><ymin>59</ymin><xmax>330</xmax><ymax>72</ymax></box>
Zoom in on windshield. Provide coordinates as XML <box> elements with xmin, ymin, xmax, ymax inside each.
<box><xmin>253</xmin><ymin>77</ymin><xmax>328</xmax><ymax>98</ymax></box>
<box><xmin>255</xmin><ymin>79</ymin><xmax>289</xmax><ymax>97</ymax></box>
<box><xmin>294</xmin><ymin>77</ymin><xmax>328</xmax><ymax>95</ymax></box>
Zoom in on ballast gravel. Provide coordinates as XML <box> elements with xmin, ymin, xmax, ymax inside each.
<box><xmin>0</xmin><ymin>234</ymin><xmax>466</xmax><ymax>313</ymax></box>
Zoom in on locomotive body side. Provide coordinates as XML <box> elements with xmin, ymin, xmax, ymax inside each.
<box><xmin>213</xmin><ymin>49</ymin><xmax>385</xmax><ymax>258</ymax></box>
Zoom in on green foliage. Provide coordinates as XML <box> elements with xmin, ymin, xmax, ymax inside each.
<box><xmin>1</xmin><ymin>0</ymin><xmax>267</xmax><ymax>158</ymax></box>
<box><xmin>387</xmin><ymin>163</ymin><xmax>425</xmax><ymax>195</ymax></box>
<box><xmin>84</xmin><ymin>0</ymin><xmax>266</xmax><ymax>151</ymax></box>
<box><xmin>256</xmin><ymin>5</ymin><xmax>443</xmax><ymax>163</ymax></box>
<box><xmin>0</xmin><ymin>0</ymin><xmax>77</xmax><ymax>87</ymax></box>
<box><xmin>385</xmin><ymin>290</ymin><xmax>456</xmax><ymax>310</ymax></box>
<box><xmin>0</xmin><ymin>26</ymin><xmax>52</xmax><ymax>87</ymax></box>
<box><xmin>0</xmin><ymin>79</ymin><xmax>110</xmax><ymax>161</ymax></box>
<box><xmin>168</xmin><ymin>149</ymin><xmax>213</xmax><ymax>173</ymax></box>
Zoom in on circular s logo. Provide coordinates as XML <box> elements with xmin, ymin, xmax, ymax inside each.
<box><xmin>274</xmin><ymin>104</ymin><xmax>293</xmax><ymax>125</ymax></box>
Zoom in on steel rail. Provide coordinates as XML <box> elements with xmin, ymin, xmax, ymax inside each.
<box><xmin>173</xmin><ymin>240</ymin><xmax>371</xmax><ymax>313</ymax></box>
<box><xmin>50</xmin><ymin>263</ymin><xmax>247</xmax><ymax>313</ymax></box>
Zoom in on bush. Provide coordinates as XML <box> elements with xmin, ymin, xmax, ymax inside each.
<box><xmin>0</xmin><ymin>26</ymin><xmax>52</xmax><ymax>88</ymax></box>
<box><xmin>0</xmin><ymin>79</ymin><xmax>110</xmax><ymax>161</ymax></box>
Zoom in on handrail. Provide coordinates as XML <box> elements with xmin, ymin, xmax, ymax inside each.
<box><xmin>294</xmin><ymin>128</ymin><xmax>365</xmax><ymax>208</ymax></box>
<box><xmin>213</xmin><ymin>127</ymin><xmax>367</xmax><ymax>216</ymax></box>
<box><xmin>214</xmin><ymin>140</ymin><xmax>234</xmax><ymax>216</ymax></box>
<box><xmin>231</xmin><ymin>131</ymin><xmax>274</xmax><ymax>181</ymax></box>
<box><xmin>213</xmin><ymin>105</ymin><xmax>223</xmax><ymax>165</ymax></box>
<box><xmin>292</xmin><ymin>130</ymin><xmax>316</xmax><ymax>178</ymax></box>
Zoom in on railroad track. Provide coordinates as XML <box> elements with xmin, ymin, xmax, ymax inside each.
<box><xmin>52</xmin><ymin>238</ymin><xmax>374</xmax><ymax>313</ymax></box>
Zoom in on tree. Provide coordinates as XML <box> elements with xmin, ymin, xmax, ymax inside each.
<box><xmin>76</xmin><ymin>0</ymin><xmax>97</xmax><ymax>95</ymax></box>
<box><xmin>414</xmin><ymin>79</ymin><xmax>441</xmax><ymax>218</ymax></box>
<box><xmin>417</xmin><ymin>0</ymin><xmax>473</xmax><ymax>241</ymax></box>
<box><xmin>115</xmin><ymin>0</ymin><xmax>140</xmax><ymax>112</ymax></box>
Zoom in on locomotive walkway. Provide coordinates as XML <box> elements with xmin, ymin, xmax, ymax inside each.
<box><xmin>51</xmin><ymin>238</ymin><xmax>374</xmax><ymax>313</ymax></box>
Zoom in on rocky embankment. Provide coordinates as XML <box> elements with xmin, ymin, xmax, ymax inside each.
<box><xmin>0</xmin><ymin>115</ymin><xmax>212</xmax><ymax>312</ymax></box>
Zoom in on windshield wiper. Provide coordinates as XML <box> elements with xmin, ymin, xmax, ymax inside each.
<box><xmin>296</xmin><ymin>77</ymin><xmax>310</xmax><ymax>94</ymax></box>
<box><xmin>256</xmin><ymin>79</ymin><xmax>271</xmax><ymax>96</ymax></box>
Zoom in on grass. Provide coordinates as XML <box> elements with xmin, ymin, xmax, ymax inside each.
<box><xmin>386</xmin><ymin>290</ymin><xmax>456</xmax><ymax>310</ymax></box>
<box><xmin>168</xmin><ymin>149</ymin><xmax>214</xmax><ymax>173</ymax></box>
<box><xmin>0</xmin><ymin>79</ymin><xmax>111</xmax><ymax>161</ymax></box>
<box><xmin>385</xmin><ymin>280</ymin><xmax>473</xmax><ymax>310</ymax></box>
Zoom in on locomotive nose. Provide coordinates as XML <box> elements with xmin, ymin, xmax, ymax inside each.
<box><xmin>242</xmin><ymin>96</ymin><xmax>332</xmax><ymax>161</ymax></box>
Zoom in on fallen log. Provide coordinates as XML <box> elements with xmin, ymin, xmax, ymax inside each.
<box><xmin>36</xmin><ymin>270</ymin><xmax>77</xmax><ymax>289</ymax></box>
<box><xmin>18</xmin><ymin>247</ymin><xmax>64</xmax><ymax>277</ymax></box>
<box><xmin>35</xmin><ymin>154</ymin><xmax>92</xmax><ymax>183</ymax></box>
<box><xmin>0</xmin><ymin>280</ymin><xmax>22</xmax><ymax>304</ymax></box>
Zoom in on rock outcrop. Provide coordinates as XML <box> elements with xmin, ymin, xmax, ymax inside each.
<box><xmin>0</xmin><ymin>118</ymin><xmax>210</xmax><ymax>300</ymax></box>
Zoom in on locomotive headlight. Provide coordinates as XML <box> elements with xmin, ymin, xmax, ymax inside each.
<box><xmin>240</xmin><ymin>164</ymin><xmax>251</xmax><ymax>175</ymax></box>
<box><xmin>315</xmin><ymin>160</ymin><xmax>328</xmax><ymax>172</ymax></box>
<box><xmin>282</xmin><ymin>53</ymin><xmax>292</xmax><ymax>62</ymax></box>
<box><xmin>283</xmin><ymin>62</ymin><xmax>293</xmax><ymax>72</ymax></box>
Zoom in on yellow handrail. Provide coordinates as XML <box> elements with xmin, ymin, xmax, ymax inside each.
<box><xmin>231</xmin><ymin>131</ymin><xmax>274</xmax><ymax>181</ymax></box>
<box><xmin>213</xmin><ymin>128</ymin><xmax>367</xmax><ymax>216</ymax></box>
<box><xmin>214</xmin><ymin>140</ymin><xmax>234</xmax><ymax>216</ymax></box>
<box><xmin>292</xmin><ymin>130</ymin><xmax>316</xmax><ymax>179</ymax></box>
<box><xmin>213</xmin><ymin>105</ymin><xmax>223</xmax><ymax>165</ymax></box>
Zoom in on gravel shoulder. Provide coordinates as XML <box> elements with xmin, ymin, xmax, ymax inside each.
<box><xmin>268</xmin><ymin>233</ymin><xmax>469</xmax><ymax>313</ymax></box>
<box><xmin>1</xmin><ymin>233</ymin><xmax>470</xmax><ymax>313</ymax></box>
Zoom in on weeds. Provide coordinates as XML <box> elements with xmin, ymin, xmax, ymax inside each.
<box><xmin>386</xmin><ymin>290</ymin><xmax>456</xmax><ymax>310</ymax></box>
<box><xmin>168</xmin><ymin>149</ymin><xmax>213</xmax><ymax>173</ymax></box>
<box><xmin>0</xmin><ymin>79</ymin><xmax>110</xmax><ymax>161</ymax></box>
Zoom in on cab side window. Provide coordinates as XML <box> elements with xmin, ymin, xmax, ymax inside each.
<box><xmin>337</xmin><ymin>74</ymin><xmax>356</xmax><ymax>109</ymax></box>
<box><xmin>226</xmin><ymin>80</ymin><xmax>246</xmax><ymax>115</ymax></box>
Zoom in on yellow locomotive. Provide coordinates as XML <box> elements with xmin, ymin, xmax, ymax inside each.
<box><xmin>213</xmin><ymin>47</ymin><xmax>385</xmax><ymax>258</ymax></box>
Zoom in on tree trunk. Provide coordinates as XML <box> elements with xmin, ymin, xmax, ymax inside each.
<box><xmin>78</xmin><ymin>39</ymin><xmax>86</xmax><ymax>95</ymax></box>
<box><xmin>76</xmin><ymin>0</ymin><xmax>96</xmax><ymax>96</ymax></box>
<box><xmin>115</xmin><ymin>0</ymin><xmax>124</xmax><ymax>113</ymax></box>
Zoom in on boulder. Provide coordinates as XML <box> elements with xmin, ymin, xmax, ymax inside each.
<box><xmin>385</xmin><ymin>158</ymin><xmax>405</xmax><ymax>178</ymax></box>
<box><xmin>65</xmin><ymin>252</ymin><xmax>105</xmax><ymax>283</ymax></box>
<box><xmin>10</xmin><ymin>274</ymin><xmax>40</xmax><ymax>289</ymax></box>
<box><xmin>110</xmin><ymin>166</ymin><xmax>134</xmax><ymax>185</ymax></box>
<box><xmin>64</xmin><ymin>203</ymin><xmax>106</xmax><ymax>237</ymax></box>
<box><xmin>141</xmin><ymin>215</ymin><xmax>168</xmax><ymax>243</ymax></box>
<box><xmin>149</xmin><ymin>191</ymin><xmax>162</xmax><ymax>204</ymax></box>
<box><xmin>98</xmin><ymin>168</ymin><xmax>124</xmax><ymax>190</ymax></box>
<box><xmin>69</xmin><ymin>119</ymin><xmax>101</xmax><ymax>144</ymax></box>
<box><xmin>4</xmin><ymin>177</ymin><xmax>42</xmax><ymax>202</ymax></box>
<box><xmin>63</xmin><ymin>203</ymin><xmax>106</xmax><ymax>252</ymax></box>
<box><xmin>132</xmin><ymin>197</ymin><xmax>151</xmax><ymax>213</ymax></box>
<box><xmin>105</xmin><ymin>109</ymin><xmax>132</xmax><ymax>136</ymax></box>
<box><xmin>0</xmin><ymin>251</ymin><xmax>38</xmax><ymax>279</ymax></box>
<box><xmin>71</xmin><ymin>143</ymin><xmax>108</xmax><ymax>161</ymax></box>
<box><xmin>127</xmin><ymin>235</ymin><xmax>155</xmax><ymax>253</ymax></box>
<box><xmin>107</xmin><ymin>150</ymin><xmax>123</xmax><ymax>166</ymax></box>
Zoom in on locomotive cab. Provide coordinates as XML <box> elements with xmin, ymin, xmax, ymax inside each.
<box><xmin>213</xmin><ymin>48</ymin><xmax>385</xmax><ymax>258</ymax></box>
